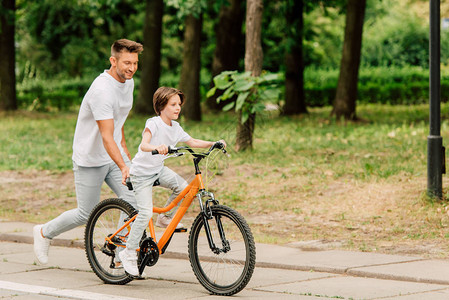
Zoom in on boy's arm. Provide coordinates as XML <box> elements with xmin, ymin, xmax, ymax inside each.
<box><xmin>139</xmin><ymin>128</ymin><xmax>169</xmax><ymax>154</ymax></box>
<box><xmin>185</xmin><ymin>138</ymin><xmax>226</xmax><ymax>149</ymax></box>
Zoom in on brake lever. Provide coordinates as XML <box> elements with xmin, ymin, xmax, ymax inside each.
<box><xmin>165</xmin><ymin>152</ymin><xmax>184</xmax><ymax>159</ymax></box>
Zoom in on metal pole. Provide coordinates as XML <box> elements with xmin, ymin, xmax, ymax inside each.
<box><xmin>428</xmin><ymin>0</ymin><xmax>443</xmax><ymax>198</ymax></box>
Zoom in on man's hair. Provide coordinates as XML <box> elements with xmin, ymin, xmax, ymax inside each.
<box><xmin>153</xmin><ymin>87</ymin><xmax>185</xmax><ymax>116</ymax></box>
<box><xmin>111</xmin><ymin>39</ymin><xmax>143</xmax><ymax>57</ymax></box>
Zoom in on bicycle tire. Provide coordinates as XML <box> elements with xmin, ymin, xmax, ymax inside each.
<box><xmin>84</xmin><ymin>198</ymin><xmax>136</xmax><ymax>285</ymax></box>
<box><xmin>188</xmin><ymin>204</ymin><xmax>256</xmax><ymax>296</ymax></box>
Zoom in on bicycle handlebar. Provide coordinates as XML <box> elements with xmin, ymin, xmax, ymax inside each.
<box><xmin>151</xmin><ymin>146</ymin><xmax>180</xmax><ymax>155</ymax></box>
<box><xmin>151</xmin><ymin>142</ymin><xmax>226</xmax><ymax>156</ymax></box>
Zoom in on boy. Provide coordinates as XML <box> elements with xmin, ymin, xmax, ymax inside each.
<box><xmin>119</xmin><ymin>87</ymin><xmax>225</xmax><ymax>276</ymax></box>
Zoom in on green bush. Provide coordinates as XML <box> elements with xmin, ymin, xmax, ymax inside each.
<box><xmin>17</xmin><ymin>77</ymin><xmax>92</xmax><ymax>111</ymax></box>
<box><xmin>17</xmin><ymin>66</ymin><xmax>447</xmax><ymax>111</ymax></box>
<box><xmin>304</xmin><ymin>66</ymin><xmax>449</xmax><ymax>106</ymax></box>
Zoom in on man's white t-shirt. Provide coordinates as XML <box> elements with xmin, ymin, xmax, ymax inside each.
<box><xmin>130</xmin><ymin>116</ymin><xmax>191</xmax><ymax>176</ymax></box>
<box><xmin>72</xmin><ymin>70</ymin><xmax>134</xmax><ymax>167</ymax></box>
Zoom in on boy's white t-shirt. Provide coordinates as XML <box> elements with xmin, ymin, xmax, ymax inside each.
<box><xmin>130</xmin><ymin>116</ymin><xmax>191</xmax><ymax>176</ymax></box>
<box><xmin>72</xmin><ymin>70</ymin><xmax>134</xmax><ymax>167</ymax></box>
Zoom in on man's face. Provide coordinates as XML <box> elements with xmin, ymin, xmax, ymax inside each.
<box><xmin>110</xmin><ymin>52</ymin><xmax>139</xmax><ymax>82</ymax></box>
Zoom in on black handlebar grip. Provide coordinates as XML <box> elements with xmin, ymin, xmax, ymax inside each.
<box><xmin>152</xmin><ymin>146</ymin><xmax>173</xmax><ymax>155</ymax></box>
<box><xmin>125</xmin><ymin>177</ymin><xmax>133</xmax><ymax>191</ymax></box>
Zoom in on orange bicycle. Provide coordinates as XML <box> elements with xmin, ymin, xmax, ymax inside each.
<box><xmin>84</xmin><ymin>143</ymin><xmax>256</xmax><ymax>296</ymax></box>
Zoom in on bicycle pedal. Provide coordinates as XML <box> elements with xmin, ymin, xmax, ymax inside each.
<box><xmin>174</xmin><ymin>228</ymin><xmax>187</xmax><ymax>233</ymax></box>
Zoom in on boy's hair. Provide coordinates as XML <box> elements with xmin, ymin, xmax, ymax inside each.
<box><xmin>153</xmin><ymin>87</ymin><xmax>185</xmax><ymax>116</ymax></box>
<box><xmin>111</xmin><ymin>39</ymin><xmax>143</xmax><ymax>57</ymax></box>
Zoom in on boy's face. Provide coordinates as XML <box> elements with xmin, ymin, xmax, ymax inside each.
<box><xmin>160</xmin><ymin>94</ymin><xmax>182</xmax><ymax>121</ymax></box>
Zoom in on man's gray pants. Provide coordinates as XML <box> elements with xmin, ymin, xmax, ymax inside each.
<box><xmin>42</xmin><ymin>157</ymin><xmax>136</xmax><ymax>239</ymax></box>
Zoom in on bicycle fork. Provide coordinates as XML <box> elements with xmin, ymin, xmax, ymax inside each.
<box><xmin>197</xmin><ymin>191</ymin><xmax>230</xmax><ymax>254</ymax></box>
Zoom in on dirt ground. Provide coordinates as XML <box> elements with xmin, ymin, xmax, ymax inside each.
<box><xmin>1</xmin><ymin>168</ymin><xmax>449</xmax><ymax>259</ymax></box>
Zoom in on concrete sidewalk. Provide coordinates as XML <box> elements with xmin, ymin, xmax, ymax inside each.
<box><xmin>1</xmin><ymin>221</ymin><xmax>449</xmax><ymax>299</ymax></box>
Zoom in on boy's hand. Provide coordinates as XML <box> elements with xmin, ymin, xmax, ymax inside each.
<box><xmin>218</xmin><ymin>139</ymin><xmax>227</xmax><ymax>149</ymax></box>
<box><xmin>213</xmin><ymin>140</ymin><xmax>227</xmax><ymax>150</ymax></box>
<box><xmin>155</xmin><ymin>144</ymin><xmax>169</xmax><ymax>155</ymax></box>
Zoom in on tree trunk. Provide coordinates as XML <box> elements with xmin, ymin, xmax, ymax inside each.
<box><xmin>207</xmin><ymin>0</ymin><xmax>244</xmax><ymax>111</ymax></box>
<box><xmin>179</xmin><ymin>14</ymin><xmax>202</xmax><ymax>121</ymax></box>
<box><xmin>0</xmin><ymin>0</ymin><xmax>17</xmax><ymax>111</ymax></box>
<box><xmin>332</xmin><ymin>0</ymin><xmax>366</xmax><ymax>121</ymax></box>
<box><xmin>283</xmin><ymin>0</ymin><xmax>307</xmax><ymax>115</ymax></box>
<box><xmin>236</xmin><ymin>0</ymin><xmax>263</xmax><ymax>151</ymax></box>
<box><xmin>135</xmin><ymin>0</ymin><xmax>163</xmax><ymax>115</ymax></box>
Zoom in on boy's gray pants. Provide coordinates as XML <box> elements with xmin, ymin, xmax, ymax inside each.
<box><xmin>125</xmin><ymin>167</ymin><xmax>188</xmax><ymax>250</ymax></box>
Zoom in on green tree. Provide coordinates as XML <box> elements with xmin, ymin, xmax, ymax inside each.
<box><xmin>332</xmin><ymin>0</ymin><xmax>367</xmax><ymax>120</ymax></box>
<box><xmin>0</xmin><ymin>0</ymin><xmax>17</xmax><ymax>111</ymax></box>
<box><xmin>362</xmin><ymin>3</ymin><xmax>429</xmax><ymax>67</ymax></box>
<box><xmin>135</xmin><ymin>0</ymin><xmax>163</xmax><ymax>115</ymax></box>
<box><xmin>238</xmin><ymin>0</ymin><xmax>263</xmax><ymax>151</ymax></box>
<box><xmin>179</xmin><ymin>13</ymin><xmax>203</xmax><ymax>121</ymax></box>
<box><xmin>169</xmin><ymin>0</ymin><xmax>206</xmax><ymax>121</ymax></box>
<box><xmin>18</xmin><ymin>0</ymin><xmax>139</xmax><ymax>78</ymax></box>
<box><xmin>283</xmin><ymin>0</ymin><xmax>306</xmax><ymax>115</ymax></box>
<box><xmin>206</xmin><ymin>0</ymin><xmax>245</xmax><ymax>112</ymax></box>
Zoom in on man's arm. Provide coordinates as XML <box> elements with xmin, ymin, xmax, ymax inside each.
<box><xmin>97</xmin><ymin>119</ymin><xmax>129</xmax><ymax>185</ymax></box>
<box><xmin>121</xmin><ymin>126</ymin><xmax>131</xmax><ymax>161</ymax></box>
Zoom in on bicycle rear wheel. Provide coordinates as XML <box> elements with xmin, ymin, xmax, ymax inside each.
<box><xmin>84</xmin><ymin>198</ymin><xmax>136</xmax><ymax>284</ymax></box>
<box><xmin>188</xmin><ymin>205</ymin><xmax>256</xmax><ymax>296</ymax></box>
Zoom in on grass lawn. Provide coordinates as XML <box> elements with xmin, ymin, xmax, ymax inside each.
<box><xmin>2</xmin><ymin>103</ymin><xmax>449</xmax><ymax>257</ymax></box>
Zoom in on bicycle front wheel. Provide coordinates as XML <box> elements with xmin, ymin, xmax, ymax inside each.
<box><xmin>188</xmin><ymin>205</ymin><xmax>256</xmax><ymax>296</ymax></box>
<box><xmin>84</xmin><ymin>198</ymin><xmax>136</xmax><ymax>285</ymax></box>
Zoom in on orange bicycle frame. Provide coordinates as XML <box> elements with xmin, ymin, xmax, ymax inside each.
<box><xmin>105</xmin><ymin>173</ymin><xmax>206</xmax><ymax>254</ymax></box>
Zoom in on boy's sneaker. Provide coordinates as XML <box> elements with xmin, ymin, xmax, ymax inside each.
<box><xmin>33</xmin><ymin>225</ymin><xmax>51</xmax><ymax>264</ymax></box>
<box><xmin>114</xmin><ymin>247</ymin><xmax>124</xmax><ymax>266</ymax></box>
<box><xmin>119</xmin><ymin>248</ymin><xmax>139</xmax><ymax>277</ymax></box>
<box><xmin>156</xmin><ymin>214</ymin><xmax>184</xmax><ymax>229</ymax></box>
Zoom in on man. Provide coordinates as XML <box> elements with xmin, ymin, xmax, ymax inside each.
<box><xmin>33</xmin><ymin>39</ymin><xmax>143</xmax><ymax>264</ymax></box>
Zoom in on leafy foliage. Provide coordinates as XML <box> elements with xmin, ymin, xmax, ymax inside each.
<box><xmin>362</xmin><ymin>7</ymin><xmax>429</xmax><ymax>67</ymax></box>
<box><xmin>16</xmin><ymin>0</ymin><xmax>142</xmax><ymax>78</ymax></box>
<box><xmin>207</xmin><ymin>71</ymin><xmax>283</xmax><ymax>123</ymax></box>
<box><xmin>11</xmin><ymin>0</ymin><xmax>445</xmax><ymax>111</ymax></box>
<box><xmin>166</xmin><ymin>0</ymin><xmax>207</xmax><ymax>18</ymax></box>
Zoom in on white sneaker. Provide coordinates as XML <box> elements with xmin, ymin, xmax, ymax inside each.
<box><xmin>119</xmin><ymin>248</ymin><xmax>139</xmax><ymax>277</ymax></box>
<box><xmin>156</xmin><ymin>214</ymin><xmax>184</xmax><ymax>229</ymax></box>
<box><xmin>33</xmin><ymin>225</ymin><xmax>51</xmax><ymax>264</ymax></box>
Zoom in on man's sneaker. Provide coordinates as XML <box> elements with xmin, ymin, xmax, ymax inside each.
<box><xmin>119</xmin><ymin>248</ymin><xmax>139</xmax><ymax>277</ymax></box>
<box><xmin>156</xmin><ymin>214</ymin><xmax>184</xmax><ymax>229</ymax></box>
<box><xmin>33</xmin><ymin>225</ymin><xmax>51</xmax><ymax>264</ymax></box>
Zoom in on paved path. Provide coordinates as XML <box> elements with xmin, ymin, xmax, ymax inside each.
<box><xmin>1</xmin><ymin>221</ymin><xmax>449</xmax><ymax>299</ymax></box>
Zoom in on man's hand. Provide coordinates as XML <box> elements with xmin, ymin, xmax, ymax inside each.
<box><xmin>121</xmin><ymin>165</ymin><xmax>130</xmax><ymax>185</ymax></box>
